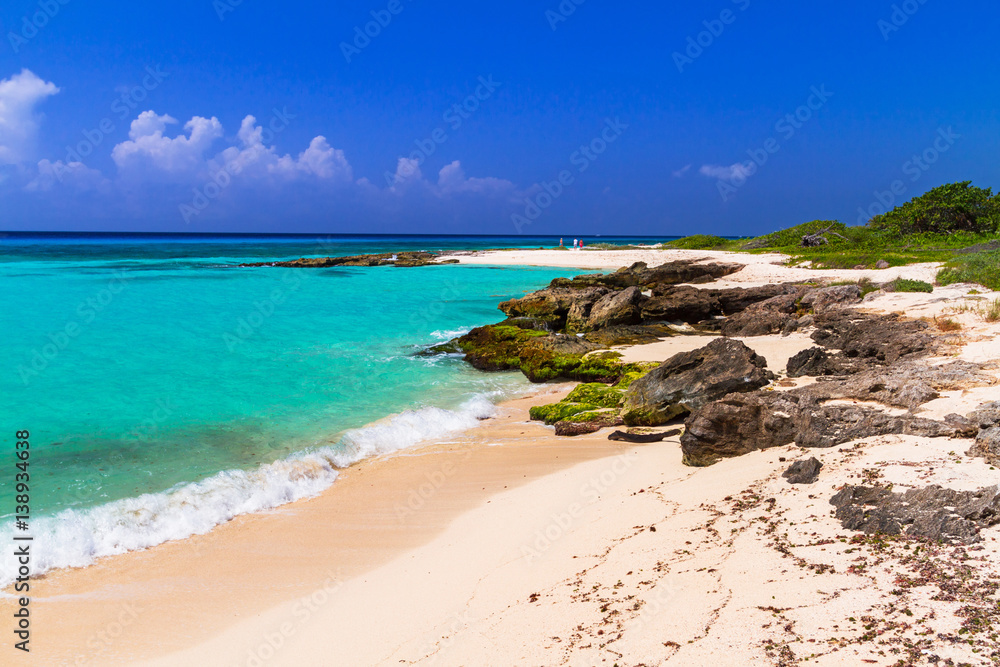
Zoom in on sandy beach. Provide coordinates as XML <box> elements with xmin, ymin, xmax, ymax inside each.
<box><xmin>7</xmin><ymin>247</ymin><xmax>1000</xmax><ymax>666</ymax></box>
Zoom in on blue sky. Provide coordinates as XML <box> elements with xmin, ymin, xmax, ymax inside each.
<box><xmin>0</xmin><ymin>0</ymin><xmax>997</xmax><ymax>235</ymax></box>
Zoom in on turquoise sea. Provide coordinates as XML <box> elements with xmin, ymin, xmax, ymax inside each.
<box><xmin>0</xmin><ymin>233</ymin><xmax>663</xmax><ymax>585</ymax></box>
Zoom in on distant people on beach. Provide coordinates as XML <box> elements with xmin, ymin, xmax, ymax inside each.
<box><xmin>559</xmin><ymin>238</ymin><xmax>564</xmax><ymax>247</ymax></box>
<box><xmin>573</xmin><ymin>238</ymin><xmax>578</xmax><ymax>249</ymax></box>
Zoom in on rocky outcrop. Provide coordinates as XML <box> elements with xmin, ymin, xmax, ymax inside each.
<box><xmin>500</xmin><ymin>286</ymin><xmax>610</xmax><ymax>330</ymax></box>
<box><xmin>720</xmin><ymin>285</ymin><xmax>863</xmax><ymax>337</ymax></box>
<box><xmin>588</xmin><ymin>286</ymin><xmax>643</xmax><ymax>329</ymax></box>
<box><xmin>680</xmin><ymin>386</ymin><xmax>969</xmax><ymax>467</ymax></box>
<box><xmin>830</xmin><ymin>485</ymin><xmax>1000</xmax><ymax>544</ymax></box>
<box><xmin>965</xmin><ymin>401</ymin><xmax>1000</xmax><ymax>465</ymax></box>
<box><xmin>786</xmin><ymin>311</ymin><xmax>939</xmax><ymax>377</ymax></box>
<box><xmin>719</xmin><ymin>294</ymin><xmax>803</xmax><ymax>337</ymax></box>
<box><xmin>621</xmin><ymin>339</ymin><xmax>774</xmax><ymax>426</ymax></box>
<box><xmin>783</xmin><ymin>458</ymin><xmax>822</xmax><ymax>484</ymax></box>
<box><xmin>241</xmin><ymin>252</ymin><xmax>458</xmax><ymax>268</ymax></box>
<box><xmin>810</xmin><ymin>311</ymin><xmax>932</xmax><ymax>366</ymax></box>
<box><xmin>499</xmin><ymin>260</ymin><xmax>747</xmax><ymax>332</ymax></box>
<box><xmin>451</xmin><ymin>325</ymin><xmax>639</xmax><ymax>383</ymax></box>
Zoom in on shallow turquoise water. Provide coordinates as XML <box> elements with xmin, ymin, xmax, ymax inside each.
<box><xmin>0</xmin><ymin>234</ymin><xmax>624</xmax><ymax>580</ymax></box>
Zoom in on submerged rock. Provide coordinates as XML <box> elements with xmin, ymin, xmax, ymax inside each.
<box><xmin>240</xmin><ymin>252</ymin><xmax>455</xmax><ymax>268</ymax></box>
<box><xmin>830</xmin><ymin>485</ymin><xmax>1000</xmax><ymax>544</ymax></box>
<box><xmin>621</xmin><ymin>338</ymin><xmax>774</xmax><ymax>426</ymax></box>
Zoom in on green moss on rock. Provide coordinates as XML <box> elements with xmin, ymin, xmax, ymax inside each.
<box><xmin>529</xmin><ymin>402</ymin><xmax>600</xmax><ymax>425</ymax></box>
<box><xmin>566</xmin><ymin>383</ymin><xmax>625</xmax><ymax>408</ymax></box>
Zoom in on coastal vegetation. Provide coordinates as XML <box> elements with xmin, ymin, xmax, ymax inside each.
<box><xmin>666</xmin><ymin>181</ymin><xmax>1000</xmax><ymax>283</ymax></box>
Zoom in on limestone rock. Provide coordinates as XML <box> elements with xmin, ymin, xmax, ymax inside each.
<box><xmin>830</xmin><ymin>485</ymin><xmax>1000</xmax><ymax>544</ymax></box>
<box><xmin>783</xmin><ymin>457</ymin><xmax>823</xmax><ymax>484</ymax></box>
<box><xmin>621</xmin><ymin>338</ymin><xmax>774</xmax><ymax>426</ymax></box>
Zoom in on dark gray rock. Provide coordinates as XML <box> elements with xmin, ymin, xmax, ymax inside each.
<box><xmin>680</xmin><ymin>387</ymin><xmax>968</xmax><ymax>467</ymax></box>
<box><xmin>799</xmin><ymin>285</ymin><xmax>862</xmax><ymax>313</ymax></box>
<box><xmin>621</xmin><ymin>338</ymin><xmax>775</xmax><ymax>426</ymax></box>
<box><xmin>830</xmin><ymin>484</ymin><xmax>1000</xmax><ymax>544</ymax></box>
<box><xmin>720</xmin><ymin>286</ymin><xmax>862</xmax><ymax>338</ymax></box>
<box><xmin>810</xmin><ymin>311</ymin><xmax>932</xmax><ymax>366</ymax></box>
<box><xmin>968</xmin><ymin>426</ymin><xmax>1000</xmax><ymax>466</ymax></box>
<box><xmin>968</xmin><ymin>401</ymin><xmax>1000</xmax><ymax>429</ymax></box>
<box><xmin>783</xmin><ymin>457</ymin><xmax>823</xmax><ymax>484</ymax></box>
<box><xmin>640</xmin><ymin>287</ymin><xmax>722</xmax><ymax>324</ymax></box>
<box><xmin>681</xmin><ymin>392</ymin><xmax>800</xmax><ymax>465</ymax></box>
<box><xmin>588</xmin><ymin>286</ymin><xmax>643</xmax><ymax>329</ymax></box>
<box><xmin>720</xmin><ymin>294</ymin><xmax>802</xmax><ymax>337</ymax></box>
<box><xmin>564</xmin><ymin>287</ymin><xmax>612</xmax><ymax>333</ymax></box>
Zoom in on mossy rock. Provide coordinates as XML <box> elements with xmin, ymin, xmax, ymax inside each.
<box><xmin>529</xmin><ymin>402</ymin><xmax>601</xmax><ymax>425</ymax></box>
<box><xmin>455</xmin><ymin>325</ymin><xmax>550</xmax><ymax>372</ymax></box>
<box><xmin>614</xmin><ymin>363</ymin><xmax>659</xmax><ymax>391</ymax></box>
<box><xmin>566</xmin><ymin>383</ymin><xmax>625</xmax><ymax>408</ymax></box>
<box><xmin>565</xmin><ymin>408</ymin><xmax>620</xmax><ymax>423</ymax></box>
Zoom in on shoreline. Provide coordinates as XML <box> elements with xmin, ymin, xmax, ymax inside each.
<box><xmin>8</xmin><ymin>246</ymin><xmax>1000</xmax><ymax>665</ymax></box>
<box><xmin>1</xmin><ymin>386</ymin><xmax>635</xmax><ymax>664</ymax></box>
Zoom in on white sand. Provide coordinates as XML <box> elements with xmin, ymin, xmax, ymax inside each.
<box><xmin>142</xmin><ymin>253</ymin><xmax>1000</xmax><ymax>666</ymax></box>
<box><xmin>18</xmin><ymin>248</ymin><xmax>1000</xmax><ymax>666</ymax></box>
<box><xmin>442</xmin><ymin>247</ymin><xmax>943</xmax><ymax>286</ymax></box>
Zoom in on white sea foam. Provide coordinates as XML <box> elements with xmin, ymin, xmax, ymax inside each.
<box><xmin>0</xmin><ymin>394</ymin><xmax>500</xmax><ymax>588</ymax></box>
<box><xmin>430</xmin><ymin>327</ymin><xmax>471</xmax><ymax>340</ymax></box>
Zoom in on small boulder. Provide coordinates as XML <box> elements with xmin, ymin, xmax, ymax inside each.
<box><xmin>875</xmin><ymin>260</ymin><xmax>891</xmax><ymax>269</ymax></box>
<box><xmin>782</xmin><ymin>457</ymin><xmax>823</xmax><ymax>484</ymax></box>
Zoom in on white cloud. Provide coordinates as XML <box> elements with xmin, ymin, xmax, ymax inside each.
<box><xmin>111</xmin><ymin>111</ymin><xmax>223</xmax><ymax>174</ymax></box>
<box><xmin>436</xmin><ymin>160</ymin><xmax>515</xmax><ymax>196</ymax></box>
<box><xmin>206</xmin><ymin>116</ymin><xmax>353</xmax><ymax>183</ymax></box>
<box><xmin>672</xmin><ymin>164</ymin><xmax>692</xmax><ymax>178</ymax></box>
<box><xmin>699</xmin><ymin>162</ymin><xmax>755</xmax><ymax>182</ymax></box>
<box><xmin>0</xmin><ymin>69</ymin><xmax>59</xmax><ymax>165</ymax></box>
<box><xmin>271</xmin><ymin>136</ymin><xmax>352</xmax><ymax>180</ymax></box>
<box><xmin>26</xmin><ymin>159</ymin><xmax>108</xmax><ymax>192</ymax></box>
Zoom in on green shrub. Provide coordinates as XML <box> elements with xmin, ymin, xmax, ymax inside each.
<box><xmin>664</xmin><ymin>235</ymin><xmax>738</xmax><ymax>250</ymax></box>
<box><xmin>889</xmin><ymin>278</ymin><xmax>934</xmax><ymax>293</ymax></box>
<box><xmin>743</xmin><ymin>220</ymin><xmax>858</xmax><ymax>249</ymax></box>
<box><xmin>868</xmin><ymin>182</ymin><xmax>1000</xmax><ymax>235</ymax></box>
<box><xmin>938</xmin><ymin>249</ymin><xmax>1000</xmax><ymax>290</ymax></box>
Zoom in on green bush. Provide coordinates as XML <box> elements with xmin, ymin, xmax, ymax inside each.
<box><xmin>743</xmin><ymin>220</ymin><xmax>858</xmax><ymax>249</ymax></box>
<box><xmin>889</xmin><ymin>278</ymin><xmax>933</xmax><ymax>293</ymax></box>
<box><xmin>868</xmin><ymin>182</ymin><xmax>1000</xmax><ymax>235</ymax></box>
<box><xmin>664</xmin><ymin>235</ymin><xmax>738</xmax><ymax>250</ymax></box>
<box><xmin>938</xmin><ymin>249</ymin><xmax>1000</xmax><ymax>290</ymax></box>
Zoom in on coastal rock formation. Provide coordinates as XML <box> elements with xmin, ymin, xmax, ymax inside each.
<box><xmin>786</xmin><ymin>311</ymin><xmax>938</xmax><ymax>377</ymax></box>
<box><xmin>783</xmin><ymin>457</ymin><xmax>823</xmax><ymax>484</ymax></box>
<box><xmin>810</xmin><ymin>310</ymin><xmax>932</xmax><ymax>366</ymax></box>
<box><xmin>719</xmin><ymin>294</ymin><xmax>804</xmax><ymax>337</ymax></box>
<box><xmin>499</xmin><ymin>260</ymin><xmax>748</xmax><ymax>332</ymax></box>
<box><xmin>587</xmin><ymin>286</ymin><xmax>643</xmax><ymax>329</ymax></box>
<box><xmin>554</xmin><ymin>413</ymin><xmax>624</xmax><ymax>437</ymax></box>
<box><xmin>680</xmin><ymin>388</ymin><xmax>967</xmax><ymax>467</ymax></box>
<box><xmin>720</xmin><ymin>285</ymin><xmax>863</xmax><ymax>337</ymax></box>
<box><xmin>240</xmin><ymin>252</ymin><xmax>458</xmax><ymax>268</ymax></box>
<box><xmin>830</xmin><ymin>485</ymin><xmax>1000</xmax><ymax>544</ymax></box>
<box><xmin>965</xmin><ymin>401</ymin><xmax>1000</xmax><ymax>465</ymax></box>
<box><xmin>621</xmin><ymin>338</ymin><xmax>774</xmax><ymax>426</ymax></box>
